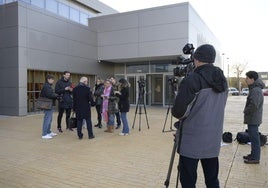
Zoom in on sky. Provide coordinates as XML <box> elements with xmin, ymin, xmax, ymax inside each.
<box><xmin>98</xmin><ymin>0</ymin><xmax>268</xmax><ymax>75</ymax></box>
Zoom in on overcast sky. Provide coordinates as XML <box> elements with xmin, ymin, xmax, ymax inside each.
<box><xmin>99</xmin><ymin>0</ymin><xmax>268</xmax><ymax>74</ymax></box>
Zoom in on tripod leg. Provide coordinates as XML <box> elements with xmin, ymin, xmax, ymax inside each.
<box><xmin>132</xmin><ymin>99</ymin><xmax>139</xmax><ymax>129</ymax></box>
<box><xmin>164</xmin><ymin>131</ymin><xmax>178</xmax><ymax>187</ymax></box>
<box><xmin>143</xmin><ymin>102</ymin><xmax>150</xmax><ymax>129</ymax></box>
<box><xmin>139</xmin><ymin>103</ymin><xmax>142</xmax><ymax>131</ymax></box>
<box><xmin>162</xmin><ymin>106</ymin><xmax>170</xmax><ymax>132</ymax></box>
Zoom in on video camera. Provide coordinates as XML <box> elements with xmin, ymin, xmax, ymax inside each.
<box><xmin>173</xmin><ymin>43</ymin><xmax>195</xmax><ymax>77</ymax></box>
<box><xmin>137</xmin><ymin>79</ymin><xmax>145</xmax><ymax>88</ymax></box>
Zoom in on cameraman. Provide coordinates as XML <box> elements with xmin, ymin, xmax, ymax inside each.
<box><xmin>172</xmin><ymin>44</ymin><xmax>228</xmax><ymax>188</ymax></box>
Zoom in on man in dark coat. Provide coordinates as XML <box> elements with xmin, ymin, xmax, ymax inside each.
<box><xmin>73</xmin><ymin>77</ymin><xmax>95</xmax><ymax>139</ymax></box>
<box><xmin>55</xmin><ymin>71</ymin><xmax>73</xmax><ymax>132</ymax></box>
<box><xmin>243</xmin><ymin>71</ymin><xmax>264</xmax><ymax>164</ymax></box>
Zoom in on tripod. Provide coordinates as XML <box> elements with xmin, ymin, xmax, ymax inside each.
<box><xmin>132</xmin><ymin>86</ymin><xmax>150</xmax><ymax>131</ymax></box>
<box><xmin>162</xmin><ymin>82</ymin><xmax>177</xmax><ymax>133</ymax></box>
<box><xmin>164</xmin><ymin>119</ymin><xmax>184</xmax><ymax>188</ymax></box>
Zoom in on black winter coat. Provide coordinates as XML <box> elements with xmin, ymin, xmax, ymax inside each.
<box><xmin>73</xmin><ymin>83</ymin><xmax>95</xmax><ymax>119</ymax></box>
<box><xmin>94</xmin><ymin>83</ymin><xmax>104</xmax><ymax>106</ymax></box>
<box><xmin>55</xmin><ymin>77</ymin><xmax>73</xmax><ymax>109</ymax></box>
<box><xmin>40</xmin><ymin>82</ymin><xmax>58</xmax><ymax>106</ymax></box>
<box><xmin>117</xmin><ymin>87</ymin><xmax>130</xmax><ymax>112</ymax></box>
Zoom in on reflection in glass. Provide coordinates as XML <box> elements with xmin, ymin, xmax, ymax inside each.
<box><xmin>45</xmin><ymin>0</ymin><xmax>57</xmax><ymax>14</ymax></box>
<box><xmin>58</xmin><ymin>2</ymin><xmax>69</xmax><ymax>19</ymax></box>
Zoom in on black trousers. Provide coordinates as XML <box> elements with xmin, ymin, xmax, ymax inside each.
<box><xmin>115</xmin><ymin>112</ymin><xmax>121</xmax><ymax>126</ymax></box>
<box><xmin>95</xmin><ymin>105</ymin><xmax>102</xmax><ymax>124</ymax></box>
<box><xmin>57</xmin><ymin>108</ymin><xmax>71</xmax><ymax>129</ymax></box>
<box><xmin>179</xmin><ymin>155</ymin><xmax>220</xmax><ymax>188</ymax></box>
<box><xmin>77</xmin><ymin>117</ymin><xmax>93</xmax><ymax>138</ymax></box>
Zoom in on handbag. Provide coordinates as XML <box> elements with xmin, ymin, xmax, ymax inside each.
<box><xmin>36</xmin><ymin>97</ymin><xmax>53</xmax><ymax>110</ymax></box>
<box><xmin>68</xmin><ymin>112</ymin><xmax>77</xmax><ymax>129</ymax></box>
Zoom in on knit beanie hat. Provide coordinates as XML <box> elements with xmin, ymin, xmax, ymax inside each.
<box><xmin>193</xmin><ymin>44</ymin><xmax>216</xmax><ymax>63</ymax></box>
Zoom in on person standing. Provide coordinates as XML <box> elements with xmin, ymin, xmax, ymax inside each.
<box><xmin>55</xmin><ymin>71</ymin><xmax>73</xmax><ymax>132</ymax></box>
<box><xmin>115</xmin><ymin>78</ymin><xmax>130</xmax><ymax>136</ymax></box>
<box><xmin>73</xmin><ymin>77</ymin><xmax>95</xmax><ymax>139</ymax></box>
<box><xmin>243</xmin><ymin>71</ymin><xmax>264</xmax><ymax>164</ymax></box>
<box><xmin>110</xmin><ymin>77</ymin><xmax>121</xmax><ymax>129</ymax></box>
<box><xmin>93</xmin><ymin>78</ymin><xmax>104</xmax><ymax>128</ymax></box>
<box><xmin>172</xmin><ymin>44</ymin><xmax>228</xmax><ymax>188</ymax></box>
<box><xmin>102</xmin><ymin>79</ymin><xmax>118</xmax><ymax>133</ymax></box>
<box><xmin>40</xmin><ymin>75</ymin><xmax>59</xmax><ymax>139</ymax></box>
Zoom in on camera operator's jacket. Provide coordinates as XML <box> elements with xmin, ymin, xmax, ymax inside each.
<box><xmin>172</xmin><ymin>64</ymin><xmax>228</xmax><ymax>159</ymax></box>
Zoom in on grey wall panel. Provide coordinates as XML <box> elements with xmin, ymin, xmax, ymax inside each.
<box><xmin>139</xmin><ymin>39</ymin><xmax>189</xmax><ymax>57</ymax></box>
<box><xmin>98</xmin><ymin>28</ymin><xmax>139</xmax><ymax>46</ymax></box>
<box><xmin>139</xmin><ymin>22</ymin><xmax>188</xmax><ymax>42</ymax></box>
<box><xmin>98</xmin><ymin>43</ymin><xmax>139</xmax><ymax>60</ymax></box>
<box><xmin>93</xmin><ymin>3</ymin><xmax>191</xmax><ymax>61</ymax></box>
<box><xmin>66</xmin><ymin>25</ymin><xmax>97</xmax><ymax>45</ymax></box>
<box><xmin>28</xmin><ymin>30</ymin><xmax>69</xmax><ymax>54</ymax></box>
<box><xmin>139</xmin><ymin>3</ymin><xmax>189</xmax><ymax>27</ymax></box>
<box><xmin>89</xmin><ymin>12</ymin><xmax>139</xmax><ymax>32</ymax></box>
<box><xmin>0</xmin><ymin>48</ymin><xmax>18</xmax><ymax>68</ymax></box>
<box><xmin>0</xmin><ymin>27</ymin><xmax>18</xmax><ymax>48</ymax></box>
<box><xmin>0</xmin><ymin>2</ymin><xmax>18</xmax><ymax>28</ymax></box>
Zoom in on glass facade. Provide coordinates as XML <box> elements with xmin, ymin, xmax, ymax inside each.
<box><xmin>27</xmin><ymin>70</ymin><xmax>94</xmax><ymax>112</ymax></box>
<box><xmin>117</xmin><ymin>61</ymin><xmax>179</xmax><ymax>106</ymax></box>
<box><xmin>1</xmin><ymin>0</ymin><xmax>93</xmax><ymax>26</ymax></box>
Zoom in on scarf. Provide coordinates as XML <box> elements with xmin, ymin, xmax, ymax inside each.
<box><xmin>102</xmin><ymin>86</ymin><xmax>111</xmax><ymax>122</ymax></box>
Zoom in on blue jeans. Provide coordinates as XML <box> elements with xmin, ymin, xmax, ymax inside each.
<box><xmin>120</xmin><ymin>112</ymin><xmax>129</xmax><ymax>133</ymax></box>
<box><xmin>107</xmin><ymin>113</ymin><xmax>115</xmax><ymax>126</ymax></box>
<box><xmin>42</xmin><ymin>109</ymin><xmax>54</xmax><ymax>136</ymax></box>
<box><xmin>248</xmin><ymin>124</ymin><xmax>261</xmax><ymax>160</ymax></box>
<box><xmin>179</xmin><ymin>155</ymin><xmax>219</xmax><ymax>188</ymax></box>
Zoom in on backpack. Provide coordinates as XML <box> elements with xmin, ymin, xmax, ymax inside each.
<box><xmin>236</xmin><ymin>131</ymin><xmax>267</xmax><ymax>146</ymax></box>
<box><xmin>259</xmin><ymin>133</ymin><xmax>267</xmax><ymax>146</ymax></box>
<box><xmin>236</xmin><ymin>132</ymin><xmax>250</xmax><ymax>144</ymax></box>
<box><xmin>222</xmin><ymin>132</ymin><xmax>233</xmax><ymax>143</ymax></box>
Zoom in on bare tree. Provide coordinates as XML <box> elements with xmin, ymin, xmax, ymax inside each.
<box><xmin>232</xmin><ymin>62</ymin><xmax>248</xmax><ymax>91</ymax></box>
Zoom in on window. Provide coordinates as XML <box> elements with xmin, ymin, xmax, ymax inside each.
<box><xmin>45</xmin><ymin>0</ymin><xmax>58</xmax><ymax>14</ymax></box>
<box><xmin>80</xmin><ymin>12</ymin><xmax>89</xmax><ymax>25</ymax></box>
<box><xmin>126</xmin><ymin>64</ymin><xmax>149</xmax><ymax>74</ymax></box>
<box><xmin>58</xmin><ymin>2</ymin><xmax>69</xmax><ymax>19</ymax></box>
<box><xmin>20</xmin><ymin>0</ymin><xmax>30</xmax><ymax>3</ymax></box>
<box><xmin>70</xmin><ymin>7</ymin><xmax>79</xmax><ymax>22</ymax></box>
<box><xmin>31</xmin><ymin>0</ymin><xmax>45</xmax><ymax>8</ymax></box>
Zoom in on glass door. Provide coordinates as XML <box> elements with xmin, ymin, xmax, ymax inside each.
<box><xmin>127</xmin><ymin>74</ymin><xmax>147</xmax><ymax>105</ymax></box>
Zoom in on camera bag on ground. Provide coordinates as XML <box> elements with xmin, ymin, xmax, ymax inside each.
<box><xmin>222</xmin><ymin>132</ymin><xmax>233</xmax><ymax>143</ymax></box>
<box><xmin>259</xmin><ymin>133</ymin><xmax>267</xmax><ymax>146</ymax></box>
<box><xmin>236</xmin><ymin>131</ymin><xmax>250</xmax><ymax>144</ymax></box>
<box><xmin>236</xmin><ymin>131</ymin><xmax>267</xmax><ymax>146</ymax></box>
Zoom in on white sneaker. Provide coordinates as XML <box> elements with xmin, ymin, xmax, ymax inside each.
<box><xmin>119</xmin><ymin>133</ymin><xmax>129</xmax><ymax>136</ymax></box>
<box><xmin>49</xmin><ymin>132</ymin><xmax>58</xmax><ymax>137</ymax></box>
<box><xmin>42</xmin><ymin>134</ymin><xmax>53</xmax><ymax>139</ymax></box>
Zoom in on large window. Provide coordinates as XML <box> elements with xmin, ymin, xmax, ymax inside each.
<box><xmin>58</xmin><ymin>3</ymin><xmax>69</xmax><ymax>19</ymax></box>
<box><xmin>31</xmin><ymin>0</ymin><xmax>45</xmax><ymax>9</ymax></box>
<box><xmin>70</xmin><ymin>7</ymin><xmax>79</xmax><ymax>22</ymax></box>
<box><xmin>45</xmin><ymin>0</ymin><xmax>58</xmax><ymax>14</ymax></box>
<box><xmin>126</xmin><ymin>64</ymin><xmax>149</xmax><ymax>74</ymax></box>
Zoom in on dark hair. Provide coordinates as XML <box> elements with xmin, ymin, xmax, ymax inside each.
<box><xmin>63</xmin><ymin>71</ymin><xmax>70</xmax><ymax>75</ymax></box>
<box><xmin>118</xmin><ymin>78</ymin><xmax>129</xmax><ymax>87</ymax></box>
<box><xmin>46</xmin><ymin>74</ymin><xmax>54</xmax><ymax>80</ymax></box>
<box><xmin>246</xmin><ymin>71</ymin><xmax>258</xmax><ymax>81</ymax></box>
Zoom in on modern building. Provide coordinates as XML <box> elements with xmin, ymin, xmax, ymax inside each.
<box><xmin>0</xmin><ymin>0</ymin><xmax>221</xmax><ymax>116</ymax></box>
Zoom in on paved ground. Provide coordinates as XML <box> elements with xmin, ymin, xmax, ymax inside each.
<box><xmin>0</xmin><ymin>96</ymin><xmax>268</xmax><ymax>188</ymax></box>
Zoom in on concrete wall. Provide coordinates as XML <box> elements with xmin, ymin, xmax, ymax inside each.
<box><xmin>90</xmin><ymin>2</ymin><xmax>221</xmax><ymax>66</ymax></box>
<box><xmin>0</xmin><ymin>2</ymin><xmax>113</xmax><ymax>115</ymax></box>
<box><xmin>0</xmin><ymin>3</ymin><xmax>20</xmax><ymax>116</ymax></box>
<box><xmin>89</xmin><ymin>3</ymin><xmax>191</xmax><ymax>62</ymax></box>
